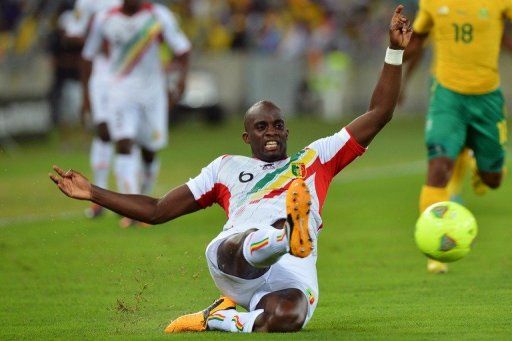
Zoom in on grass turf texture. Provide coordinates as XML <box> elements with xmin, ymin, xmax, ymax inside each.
<box><xmin>1</xmin><ymin>117</ymin><xmax>511</xmax><ymax>339</ymax></box>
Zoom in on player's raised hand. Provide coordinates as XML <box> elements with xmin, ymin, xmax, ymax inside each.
<box><xmin>49</xmin><ymin>165</ymin><xmax>92</xmax><ymax>200</ymax></box>
<box><xmin>389</xmin><ymin>5</ymin><xmax>412</xmax><ymax>49</ymax></box>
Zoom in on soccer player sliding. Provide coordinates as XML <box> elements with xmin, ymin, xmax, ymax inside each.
<box><xmin>49</xmin><ymin>5</ymin><xmax>412</xmax><ymax>334</ymax></box>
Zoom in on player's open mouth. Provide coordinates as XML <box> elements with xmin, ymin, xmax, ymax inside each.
<box><xmin>264</xmin><ymin>141</ymin><xmax>279</xmax><ymax>151</ymax></box>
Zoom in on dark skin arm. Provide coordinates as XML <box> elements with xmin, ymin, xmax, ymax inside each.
<box><xmin>80</xmin><ymin>58</ymin><xmax>93</xmax><ymax>125</ymax></box>
<box><xmin>502</xmin><ymin>29</ymin><xmax>512</xmax><ymax>51</ymax></box>
<box><xmin>398</xmin><ymin>31</ymin><xmax>428</xmax><ymax>105</ymax></box>
<box><xmin>49</xmin><ymin>165</ymin><xmax>201</xmax><ymax>224</ymax></box>
<box><xmin>167</xmin><ymin>51</ymin><xmax>190</xmax><ymax>108</ymax></box>
<box><xmin>347</xmin><ymin>5</ymin><xmax>412</xmax><ymax>147</ymax></box>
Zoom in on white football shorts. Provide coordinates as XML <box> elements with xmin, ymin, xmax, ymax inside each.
<box><xmin>89</xmin><ymin>74</ymin><xmax>111</xmax><ymax>124</ymax></box>
<box><xmin>205</xmin><ymin>224</ymin><xmax>319</xmax><ymax>328</ymax></box>
<box><xmin>108</xmin><ymin>87</ymin><xmax>168</xmax><ymax>151</ymax></box>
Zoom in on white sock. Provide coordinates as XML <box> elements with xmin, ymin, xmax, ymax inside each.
<box><xmin>114</xmin><ymin>153</ymin><xmax>140</xmax><ymax>194</ymax></box>
<box><xmin>90</xmin><ymin>138</ymin><xmax>113</xmax><ymax>189</ymax></box>
<box><xmin>141</xmin><ymin>158</ymin><xmax>160</xmax><ymax>195</ymax></box>
<box><xmin>242</xmin><ymin>228</ymin><xmax>289</xmax><ymax>268</ymax></box>
<box><xmin>207</xmin><ymin>309</ymin><xmax>263</xmax><ymax>333</ymax></box>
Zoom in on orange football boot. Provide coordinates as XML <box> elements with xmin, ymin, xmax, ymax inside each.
<box><xmin>286</xmin><ymin>178</ymin><xmax>313</xmax><ymax>258</ymax></box>
<box><xmin>164</xmin><ymin>296</ymin><xmax>236</xmax><ymax>333</ymax></box>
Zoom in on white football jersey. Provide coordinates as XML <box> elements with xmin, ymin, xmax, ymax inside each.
<box><xmin>187</xmin><ymin>128</ymin><xmax>366</xmax><ymax>235</ymax></box>
<box><xmin>82</xmin><ymin>3</ymin><xmax>191</xmax><ymax>91</ymax></box>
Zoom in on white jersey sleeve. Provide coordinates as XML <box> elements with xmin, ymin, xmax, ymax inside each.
<box><xmin>81</xmin><ymin>11</ymin><xmax>106</xmax><ymax>61</ymax></box>
<box><xmin>154</xmin><ymin>4</ymin><xmax>191</xmax><ymax>55</ymax></box>
<box><xmin>307</xmin><ymin>127</ymin><xmax>366</xmax><ymax>178</ymax></box>
<box><xmin>186</xmin><ymin>155</ymin><xmax>229</xmax><ymax>209</ymax></box>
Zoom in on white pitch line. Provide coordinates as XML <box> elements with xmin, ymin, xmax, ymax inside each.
<box><xmin>0</xmin><ymin>160</ymin><xmax>427</xmax><ymax>228</ymax></box>
<box><xmin>0</xmin><ymin>211</ymin><xmax>82</xmax><ymax>228</ymax></box>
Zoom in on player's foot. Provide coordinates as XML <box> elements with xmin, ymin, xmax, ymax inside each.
<box><xmin>84</xmin><ymin>203</ymin><xmax>104</xmax><ymax>219</ymax></box>
<box><xmin>286</xmin><ymin>178</ymin><xmax>313</xmax><ymax>258</ymax></box>
<box><xmin>427</xmin><ymin>258</ymin><xmax>448</xmax><ymax>274</ymax></box>
<box><xmin>119</xmin><ymin>217</ymin><xmax>137</xmax><ymax>228</ymax></box>
<box><xmin>471</xmin><ymin>171</ymin><xmax>488</xmax><ymax>196</ymax></box>
<box><xmin>164</xmin><ymin>296</ymin><xmax>236</xmax><ymax>333</ymax></box>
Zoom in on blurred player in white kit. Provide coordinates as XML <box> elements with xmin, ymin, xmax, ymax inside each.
<box><xmin>82</xmin><ymin>0</ymin><xmax>191</xmax><ymax>226</ymax></box>
<box><xmin>65</xmin><ymin>0</ymin><xmax>121</xmax><ymax>218</ymax></box>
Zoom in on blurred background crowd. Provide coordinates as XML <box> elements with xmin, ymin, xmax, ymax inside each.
<box><xmin>0</xmin><ymin>0</ymin><xmax>452</xmax><ymax>143</ymax></box>
<box><xmin>1</xmin><ymin>0</ymin><xmax>417</xmax><ymax>59</ymax></box>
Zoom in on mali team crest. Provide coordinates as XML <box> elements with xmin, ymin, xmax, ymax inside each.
<box><xmin>291</xmin><ymin>162</ymin><xmax>306</xmax><ymax>178</ymax></box>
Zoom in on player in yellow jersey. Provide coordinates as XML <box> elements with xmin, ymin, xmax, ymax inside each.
<box><xmin>403</xmin><ymin>0</ymin><xmax>511</xmax><ymax>273</ymax></box>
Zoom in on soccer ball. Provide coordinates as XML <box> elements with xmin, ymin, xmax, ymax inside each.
<box><xmin>415</xmin><ymin>201</ymin><xmax>478</xmax><ymax>263</ymax></box>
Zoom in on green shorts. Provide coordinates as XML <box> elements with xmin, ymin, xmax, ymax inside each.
<box><xmin>425</xmin><ymin>80</ymin><xmax>507</xmax><ymax>173</ymax></box>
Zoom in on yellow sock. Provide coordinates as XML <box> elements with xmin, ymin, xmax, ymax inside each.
<box><xmin>470</xmin><ymin>155</ymin><xmax>488</xmax><ymax>196</ymax></box>
<box><xmin>446</xmin><ymin>148</ymin><xmax>471</xmax><ymax>197</ymax></box>
<box><xmin>419</xmin><ymin>185</ymin><xmax>449</xmax><ymax>213</ymax></box>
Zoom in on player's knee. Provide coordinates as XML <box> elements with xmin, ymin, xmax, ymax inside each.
<box><xmin>96</xmin><ymin>123</ymin><xmax>110</xmax><ymax>142</ymax></box>
<box><xmin>427</xmin><ymin>157</ymin><xmax>453</xmax><ymax>187</ymax></box>
<box><xmin>480</xmin><ymin>172</ymin><xmax>502</xmax><ymax>189</ymax></box>
<box><xmin>254</xmin><ymin>289</ymin><xmax>308</xmax><ymax>332</ymax></box>
<box><xmin>216</xmin><ymin>229</ymin><xmax>267</xmax><ymax>279</ymax></box>
<box><xmin>116</xmin><ymin>139</ymin><xmax>133</xmax><ymax>154</ymax></box>
<box><xmin>141</xmin><ymin>147</ymin><xmax>155</xmax><ymax>164</ymax></box>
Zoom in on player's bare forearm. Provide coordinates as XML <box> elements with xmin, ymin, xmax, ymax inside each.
<box><xmin>347</xmin><ymin>5</ymin><xmax>412</xmax><ymax>147</ymax></box>
<box><xmin>502</xmin><ymin>31</ymin><xmax>512</xmax><ymax>51</ymax></box>
<box><xmin>347</xmin><ymin>63</ymin><xmax>402</xmax><ymax>146</ymax></box>
<box><xmin>80</xmin><ymin>58</ymin><xmax>93</xmax><ymax>115</ymax></box>
<box><xmin>81</xmin><ymin>58</ymin><xmax>92</xmax><ymax>90</ymax></box>
<box><xmin>90</xmin><ymin>184</ymin><xmax>201</xmax><ymax>224</ymax></box>
<box><xmin>171</xmin><ymin>51</ymin><xmax>190</xmax><ymax>100</ymax></box>
<box><xmin>403</xmin><ymin>33</ymin><xmax>427</xmax><ymax>82</ymax></box>
<box><xmin>49</xmin><ymin>166</ymin><xmax>201</xmax><ymax>225</ymax></box>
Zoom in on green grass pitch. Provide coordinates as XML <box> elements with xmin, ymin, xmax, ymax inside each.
<box><xmin>1</xmin><ymin>117</ymin><xmax>511</xmax><ymax>339</ymax></box>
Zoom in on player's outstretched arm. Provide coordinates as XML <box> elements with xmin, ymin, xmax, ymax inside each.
<box><xmin>168</xmin><ymin>51</ymin><xmax>190</xmax><ymax>108</ymax></box>
<box><xmin>80</xmin><ymin>58</ymin><xmax>93</xmax><ymax>123</ymax></box>
<box><xmin>49</xmin><ymin>165</ymin><xmax>201</xmax><ymax>224</ymax></box>
<box><xmin>346</xmin><ymin>5</ymin><xmax>412</xmax><ymax>147</ymax></box>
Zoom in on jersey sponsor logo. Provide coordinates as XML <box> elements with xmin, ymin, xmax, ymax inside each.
<box><xmin>479</xmin><ymin>8</ymin><xmax>489</xmax><ymax>20</ymax></box>
<box><xmin>291</xmin><ymin>162</ymin><xmax>306</xmax><ymax>178</ymax></box>
<box><xmin>438</xmin><ymin>6</ymin><xmax>449</xmax><ymax>15</ymax></box>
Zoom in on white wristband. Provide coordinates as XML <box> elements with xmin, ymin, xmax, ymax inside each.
<box><xmin>384</xmin><ymin>47</ymin><xmax>404</xmax><ymax>65</ymax></box>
